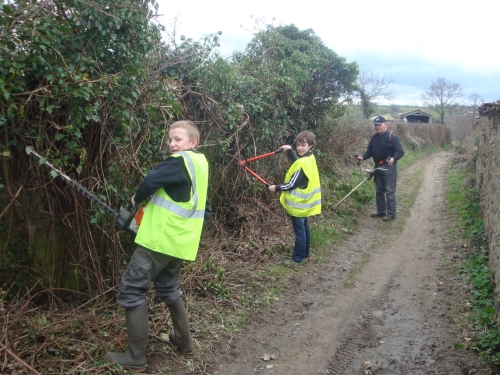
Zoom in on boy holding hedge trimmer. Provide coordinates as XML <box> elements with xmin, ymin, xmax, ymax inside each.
<box><xmin>268</xmin><ymin>130</ymin><xmax>322</xmax><ymax>267</ymax></box>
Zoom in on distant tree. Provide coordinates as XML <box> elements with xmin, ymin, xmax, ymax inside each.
<box><xmin>359</xmin><ymin>89</ymin><xmax>375</xmax><ymax>120</ymax></box>
<box><xmin>421</xmin><ymin>77</ymin><xmax>464</xmax><ymax>125</ymax></box>
<box><xmin>390</xmin><ymin>104</ymin><xmax>401</xmax><ymax>114</ymax></box>
<box><xmin>355</xmin><ymin>69</ymin><xmax>394</xmax><ymax>119</ymax></box>
<box><xmin>468</xmin><ymin>93</ymin><xmax>484</xmax><ymax>126</ymax></box>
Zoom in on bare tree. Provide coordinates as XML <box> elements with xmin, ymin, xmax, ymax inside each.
<box><xmin>355</xmin><ymin>70</ymin><xmax>394</xmax><ymax>119</ymax></box>
<box><xmin>421</xmin><ymin>77</ymin><xmax>464</xmax><ymax>125</ymax></box>
<box><xmin>390</xmin><ymin>104</ymin><xmax>401</xmax><ymax>113</ymax></box>
<box><xmin>468</xmin><ymin>92</ymin><xmax>484</xmax><ymax>126</ymax></box>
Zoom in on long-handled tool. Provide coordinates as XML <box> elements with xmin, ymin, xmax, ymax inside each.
<box><xmin>333</xmin><ymin>154</ymin><xmax>390</xmax><ymax>209</ymax></box>
<box><xmin>333</xmin><ymin>171</ymin><xmax>373</xmax><ymax>210</ymax></box>
<box><xmin>25</xmin><ymin>146</ymin><xmax>142</xmax><ymax>234</ymax></box>
<box><xmin>239</xmin><ymin>149</ymin><xmax>283</xmax><ymax>187</ymax></box>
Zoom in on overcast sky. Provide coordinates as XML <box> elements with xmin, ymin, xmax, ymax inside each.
<box><xmin>155</xmin><ymin>0</ymin><xmax>499</xmax><ymax>106</ymax></box>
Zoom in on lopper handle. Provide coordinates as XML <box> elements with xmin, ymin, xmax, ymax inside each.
<box><xmin>240</xmin><ymin>148</ymin><xmax>284</xmax><ymax>165</ymax></box>
<box><xmin>243</xmin><ymin>166</ymin><xmax>270</xmax><ymax>186</ymax></box>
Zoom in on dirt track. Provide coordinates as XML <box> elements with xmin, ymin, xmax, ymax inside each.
<box><xmin>209</xmin><ymin>152</ymin><xmax>493</xmax><ymax>375</ymax></box>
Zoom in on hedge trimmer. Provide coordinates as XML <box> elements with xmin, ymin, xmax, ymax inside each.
<box><xmin>333</xmin><ymin>154</ymin><xmax>391</xmax><ymax>209</ymax></box>
<box><xmin>239</xmin><ymin>149</ymin><xmax>283</xmax><ymax>187</ymax></box>
<box><xmin>25</xmin><ymin>146</ymin><xmax>143</xmax><ymax>235</ymax></box>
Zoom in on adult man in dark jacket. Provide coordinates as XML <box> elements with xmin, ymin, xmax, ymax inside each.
<box><xmin>356</xmin><ymin>116</ymin><xmax>405</xmax><ymax>221</ymax></box>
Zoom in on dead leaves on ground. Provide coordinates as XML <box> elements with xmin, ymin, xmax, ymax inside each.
<box><xmin>260</xmin><ymin>353</ymin><xmax>277</xmax><ymax>361</ymax></box>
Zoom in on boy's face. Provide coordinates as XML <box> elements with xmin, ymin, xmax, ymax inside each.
<box><xmin>168</xmin><ymin>128</ymin><xmax>197</xmax><ymax>154</ymax></box>
<box><xmin>296</xmin><ymin>140</ymin><xmax>312</xmax><ymax>156</ymax></box>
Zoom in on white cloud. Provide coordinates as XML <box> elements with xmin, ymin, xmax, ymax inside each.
<box><xmin>155</xmin><ymin>0</ymin><xmax>500</xmax><ymax>104</ymax></box>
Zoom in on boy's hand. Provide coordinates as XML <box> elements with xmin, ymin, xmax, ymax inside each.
<box><xmin>280</xmin><ymin>145</ymin><xmax>292</xmax><ymax>152</ymax></box>
<box><xmin>130</xmin><ymin>195</ymin><xmax>136</xmax><ymax>206</ymax></box>
<box><xmin>268</xmin><ymin>185</ymin><xmax>277</xmax><ymax>193</ymax></box>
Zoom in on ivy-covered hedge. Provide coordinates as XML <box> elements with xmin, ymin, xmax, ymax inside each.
<box><xmin>0</xmin><ymin>1</ymin><xmax>358</xmax><ymax>296</ymax></box>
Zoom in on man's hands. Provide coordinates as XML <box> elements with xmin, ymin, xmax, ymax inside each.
<box><xmin>130</xmin><ymin>195</ymin><xmax>136</xmax><ymax>206</ymax></box>
<box><xmin>268</xmin><ymin>185</ymin><xmax>277</xmax><ymax>192</ymax></box>
<box><xmin>355</xmin><ymin>155</ymin><xmax>395</xmax><ymax>166</ymax></box>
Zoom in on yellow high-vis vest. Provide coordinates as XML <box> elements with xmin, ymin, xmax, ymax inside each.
<box><xmin>135</xmin><ymin>151</ymin><xmax>209</xmax><ymax>261</ymax></box>
<box><xmin>279</xmin><ymin>153</ymin><xmax>321</xmax><ymax>217</ymax></box>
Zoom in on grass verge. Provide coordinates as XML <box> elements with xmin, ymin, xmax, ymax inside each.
<box><xmin>446</xmin><ymin>161</ymin><xmax>500</xmax><ymax>365</ymax></box>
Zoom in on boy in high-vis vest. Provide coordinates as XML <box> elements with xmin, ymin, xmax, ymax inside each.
<box><xmin>268</xmin><ymin>130</ymin><xmax>321</xmax><ymax>267</ymax></box>
<box><xmin>105</xmin><ymin>121</ymin><xmax>211</xmax><ymax>372</ymax></box>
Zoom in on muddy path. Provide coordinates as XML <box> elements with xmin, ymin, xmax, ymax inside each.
<box><xmin>207</xmin><ymin>151</ymin><xmax>493</xmax><ymax>375</ymax></box>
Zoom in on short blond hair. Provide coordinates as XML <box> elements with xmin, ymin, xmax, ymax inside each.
<box><xmin>170</xmin><ymin>121</ymin><xmax>200</xmax><ymax>146</ymax></box>
<box><xmin>295</xmin><ymin>130</ymin><xmax>316</xmax><ymax>147</ymax></box>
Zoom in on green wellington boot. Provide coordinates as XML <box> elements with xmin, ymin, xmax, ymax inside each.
<box><xmin>168</xmin><ymin>298</ymin><xmax>194</xmax><ymax>355</ymax></box>
<box><xmin>105</xmin><ymin>305</ymin><xmax>149</xmax><ymax>372</ymax></box>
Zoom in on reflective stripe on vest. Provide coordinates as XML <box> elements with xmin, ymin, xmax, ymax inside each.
<box><xmin>288</xmin><ymin>187</ymin><xmax>321</xmax><ymax>200</ymax></box>
<box><xmin>149</xmin><ymin>152</ymin><xmax>204</xmax><ymax>219</ymax></box>
<box><xmin>282</xmin><ymin>197</ymin><xmax>322</xmax><ymax>209</ymax></box>
<box><xmin>149</xmin><ymin>194</ymin><xmax>205</xmax><ymax>219</ymax></box>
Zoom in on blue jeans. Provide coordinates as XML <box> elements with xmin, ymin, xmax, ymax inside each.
<box><xmin>291</xmin><ymin>216</ymin><xmax>310</xmax><ymax>263</ymax></box>
<box><xmin>374</xmin><ymin>164</ymin><xmax>397</xmax><ymax>217</ymax></box>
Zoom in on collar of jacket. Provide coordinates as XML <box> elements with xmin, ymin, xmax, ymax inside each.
<box><xmin>298</xmin><ymin>149</ymin><xmax>314</xmax><ymax>158</ymax></box>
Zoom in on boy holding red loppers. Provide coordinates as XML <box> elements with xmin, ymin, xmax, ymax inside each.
<box><xmin>268</xmin><ymin>130</ymin><xmax>322</xmax><ymax>267</ymax></box>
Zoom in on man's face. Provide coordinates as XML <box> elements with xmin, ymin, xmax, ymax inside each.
<box><xmin>296</xmin><ymin>140</ymin><xmax>312</xmax><ymax>156</ymax></box>
<box><xmin>168</xmin><ymin>128</ymin><xmax>197</xmax><ymax>153</ymax></box>
<box><xmin>374</xmin><ymin>122</ymin><xmax>387</xmax><ymax>134</ymax></box>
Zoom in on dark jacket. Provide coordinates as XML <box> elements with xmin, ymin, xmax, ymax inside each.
<box><xmin>362</xmin><ymin>130</ymin><xmax>404</xmax><ymax>167</ymax></box>
<box><xmin>275</xmin><ymin>149</ymin><xmax>312</xmax><ymax>191</ymax></box>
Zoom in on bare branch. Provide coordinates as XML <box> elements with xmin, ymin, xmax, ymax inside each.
<box><xmin>356</xmin><ymin>69</ymin><xmax>394</xmax><ymax>101</ymax></box>
<box><xmin>421</xmin><ymin>77</ymin><xmax>464</xmax><ymax>124</ymax></box>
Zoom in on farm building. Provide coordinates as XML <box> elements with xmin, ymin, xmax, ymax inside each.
<box><xmin>400</xmin><ymin>109</ymin><xmax>433</xmax><ymax>123</ymax></box>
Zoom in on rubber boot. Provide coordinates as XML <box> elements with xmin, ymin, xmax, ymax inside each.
<box><xmin>167</xmin><ymin>298</ymin><xmax>194</xmax><ymax>355</ymax></box>
<box><xmin>105</xmin><ymin>305</ymin><xmax>149</xmax><ymax>372</ymax></box>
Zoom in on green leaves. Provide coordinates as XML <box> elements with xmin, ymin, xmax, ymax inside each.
<box><xmin>238</xmin><ymin>24</ymin><xmax>358</xmax><ymax>134</ymax></box>
<box><xmin>2</xmin><ymin>1</ymin><xmax>363</xmax><ymax>305</ymax></box>
<box><xmin>2</xmin><ymin>4</ymin><xmax>13</xmax><ymax>14</ymax></box>
<box><xmin>1</xmin><ymin>0</ymin><xmax>173</xmax><ymax>196</ymax></box>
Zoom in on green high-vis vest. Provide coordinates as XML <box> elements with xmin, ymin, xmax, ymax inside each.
<box><xmin>135</xmin><ymin>151</ymin><xmax>209</xmax><ymax>261</ymax></box>
<box><xmin>279</xmin><ymin>153</ymin><xmax>321</xmax><ymax>217</ymax></box>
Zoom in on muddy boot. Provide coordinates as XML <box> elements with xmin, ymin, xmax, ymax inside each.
<box><xmin>167</xmin><ymin>298</ymin><xmax>194</xmax><ymax>355</ymax></box>
<box><xmin>105</xmin><ymin>305</ymin><xmax>149</xmax><ymax>372</ymax></box>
